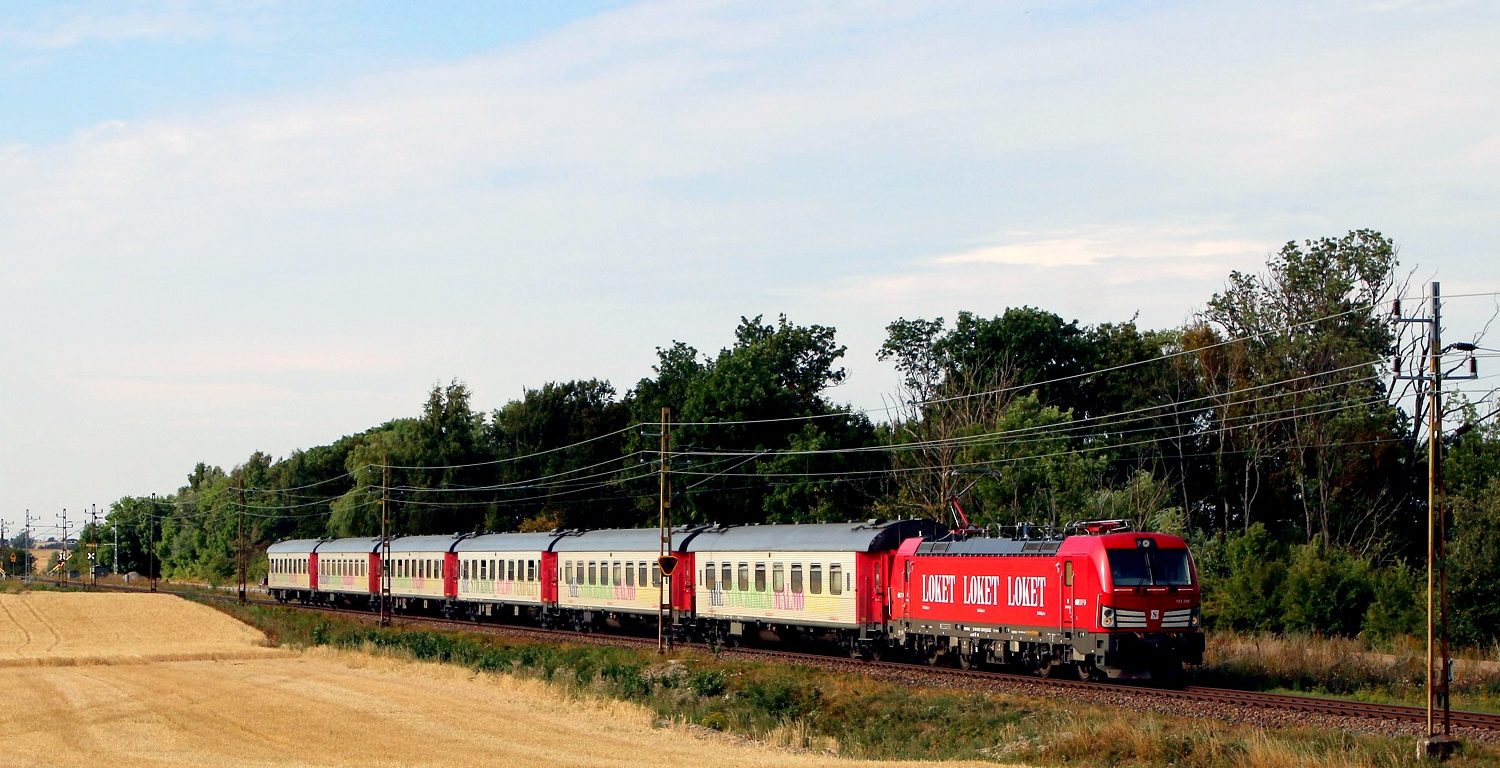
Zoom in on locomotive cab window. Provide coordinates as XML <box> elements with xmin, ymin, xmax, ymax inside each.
<box><xmin>1107</xmin><ymin>548</ymin><xmax>1193</xmax><ymax>588</ymax></box>
<box><xmin>1064</xmin><ymin>561</ymin><xmax>1074</xmax><ymax>587</ymax></box>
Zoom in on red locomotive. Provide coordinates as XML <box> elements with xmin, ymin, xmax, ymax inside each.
<box><xmin>267</xmin><ymin>517</ymin><xmax>1202</xmax><ymax>680</ymax></box>
<box><xmin>888</xmin><ymin>519</ymin><xmax>1202</xmax><ymax>680</ymax></box>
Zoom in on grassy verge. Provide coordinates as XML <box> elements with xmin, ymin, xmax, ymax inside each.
<box><xmin>209</xmin><ymin>601</ymin><xmax>1495</xmax><ymax>768</ymax></box>
<box><xmin>1197</xmin><ymin>632</ymin><xmax>1500</xmax><ymax>713</ymax></box>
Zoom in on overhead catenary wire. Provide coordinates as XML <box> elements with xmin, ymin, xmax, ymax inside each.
<box><xmin>118</xmin><ymin>289</ymin><xmax>1500</xmax><ymax>518</ymax></box>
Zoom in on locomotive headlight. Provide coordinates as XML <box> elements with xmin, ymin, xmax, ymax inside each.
<box><xmin>1101</xmin><ymin>606</ymin><xmax>1116</xmax><ymax>628</ymax></box>
<box><xmin>1190</xmin><ymin>607</ymin><xmax>1201</xmax><ymax>627</ymax></box>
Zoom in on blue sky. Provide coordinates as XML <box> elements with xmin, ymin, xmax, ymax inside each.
<box><xmin>3</xmin><ymin>0</ymin><xmax>1499</xmax><ymax>535</ymax></box>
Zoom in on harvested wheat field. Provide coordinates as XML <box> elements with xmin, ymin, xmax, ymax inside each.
<box><xmin>0</xmin><ymin>592</ymin><xmax>1014</xmax><ymax>768</ymax></box>
<box><xmin>0</xmin><ymin>591</ymin><xmax>278</xmax><ymax>666</ymax></box>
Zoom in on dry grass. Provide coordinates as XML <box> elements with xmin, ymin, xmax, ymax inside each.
<box><xmin>1206</xmin><ymin>631</ymin><xmax>1500</xmax><ymax>708</ymax></box>
<box><xmin>0</xmin><ymin>591</ymin><xmax>278</xmax><ymax>667</ymax></box>
<box><xmin>1</xmin><ymin>593</ymin><xmax>1017</xmax><ymax>768</ymax></box>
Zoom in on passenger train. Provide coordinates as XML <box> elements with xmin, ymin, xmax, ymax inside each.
<box><xmin>267</xmin><ymin>519</ymin><xmax>1203</xmax><ymax>680</ymax></box>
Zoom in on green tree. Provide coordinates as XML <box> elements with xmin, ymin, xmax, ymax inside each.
<box><xmin>1198</xmin><ymin>230</ymin><xmax>1409</xmax><ymax>550</ymax></box>
<box><xmin>1209</xmin><ymin>524</ymin><xmax>1289</xmax><ymax>632</ymax></box>
<box><xmin>1281</xmin><ymin>541</ymin><xmax>1374</xmax><ymax>636</ymax></box>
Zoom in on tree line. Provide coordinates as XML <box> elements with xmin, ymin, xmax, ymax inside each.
<box><xmin>47</xmin><ymin>229</ymin><xmax>1499</xmax><ymax>647</ymax></box>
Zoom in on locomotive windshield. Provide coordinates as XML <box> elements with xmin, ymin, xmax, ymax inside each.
<box><xmin>1107</xmin><ymin>548</ymin><xmax>1193</xmax><ymax>588</ymax></box>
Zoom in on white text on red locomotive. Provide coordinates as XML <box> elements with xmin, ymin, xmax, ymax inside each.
<box><xmin>1007</xmin><ymin>576</ymin><xmax>1046</xmax><ymax>607</ymax></box>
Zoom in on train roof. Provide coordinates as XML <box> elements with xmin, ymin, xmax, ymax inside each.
<box><xmin>913</xmin><ymin>537</ymin><xmax>1064</xmax><ymax>557</ymax></box>
<box><xmin>685</xmin><ymin>519</ymin><xmax>946</xmax><ymax>553</ymax></box>
<box><xmin>455</xmin><ymin>532</ymin><xmax>567</xmax><ymax>553</ymax></box>
<box><xmin>315</xmin><ymin>537</ymin><xmax>381</xmax><ymax>555</ymax></box>
<box><xmin>550</xmin><ymin>526</ymin><xmax>701</xmax><ymax>553</ymax></box>
<box><xmin>267</xmin><ymin>538</ymin><xmax>321</xmax><ymax>555</ymax></box>
<box><xmin>386</xmin><ymin>535</ymin><xmax>466</xmax><ymax>553</ymax></box>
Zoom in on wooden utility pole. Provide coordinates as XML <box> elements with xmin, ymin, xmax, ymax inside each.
<box><xmin>380</xmin><ymin>458</ymin><xmax>392</xmax><ymax>627</ymax></box>
<box><xmin>1397</xmin><ymin>281</ymin><xmax>1480</xmax><ymax>759</ymax></box>
<box><xmin>149</xmin><ymin>493</ymin><xmax>158</xmax><ymax>592</ymax></box>
<box><xmin>657</xmin><ymin>407</ymin><xmax>672</xmax><ymax>654</ymax></box>
<box><xmin>237</xmin><ymin>482</ymin><xmax>248</xmax><ymax>604</ymax></box>
<box><xmin>58</xmin><ymin>509</ymin><xmax>70</xmax><ymax>586</ymax></box>
<box><xmin>90</xmin><ymin>503</ymin><xmax>99</xmax><ymax>588</ymax></box>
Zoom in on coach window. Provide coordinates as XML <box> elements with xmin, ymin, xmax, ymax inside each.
<box><xmin>636</xmin><ymin>562</ymin><xmax>646</xmax><ymax>587</ymax></box>
<box><xmin>772</xmin><ymin>563</ymin><xmax>785</xmax><ymax>593</ymax></box>
<box><xmin>829</xmin><ymin>564</ymin><xmax>843</xmax><ymax>595</ymax></box>
<box><xmin>809</xmin><ymin>564</ymin><xmax>821</xmax><ymax>594</ymax></box>
<box><xmin>588</xmin><ymin>562</ymin><xmax>597</xmax><ymax>585</ymax></box>
<box><xmin>791</xmin><ymin>564</ymin><xmax>803</xmax><ymax>594</ymax></box>
<box><xmin>703</xmin><ymin>562</ymin><xmax>716</xmax><ymax>590</ymax></box>
<box><xmin>528</xmin><ymin>560</ymin><xmax>536</xmax><ymax>582</ymax></box>
<box><xmin>652</xmin><ymin>562</ymin><xmax>661</xmax><ymax>587</ymax></box>
<box><xmin>625</xmin><ymin>562</ymin><xmax>636</xmax><ymax>587</ymax></box>
<box><xmin>615</xmin><ymin>562</ymin><xmax>624</xmax><ymax>585</ymax></box>
<box><xmin>754</xmin><ymin>563</ymin><xmax>767</xmax><ymax>592</ymax></box>
<box><xmin>737</xmin><ymin>563</ymin><xmax>749</xmax><ymax>592</ymax></box>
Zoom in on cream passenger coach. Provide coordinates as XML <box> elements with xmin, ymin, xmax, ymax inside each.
<box><xmin>266</xmin><ymin>520</ymin><xmax>938</xmax><ymax>653</ymax></box>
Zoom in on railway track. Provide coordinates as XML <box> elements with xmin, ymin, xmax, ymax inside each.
<box><xmin>32</xmin><ymin>578</ymin><xmax>1500</xmax><ymax>734</ymax></box>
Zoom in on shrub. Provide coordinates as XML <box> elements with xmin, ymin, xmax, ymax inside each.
<box><xmin>1281</xmin><ymin>542</ymin><xmax>1374</xmax><ymax>637</ymax></box>
<box><xmin>1209</xmin><ymin>524</ymin><xmax>1289</xmax><ymax>632</ymax></box>
<box><xmin>688</xmin><ymin>668</ymin><xmax>727</xmax><ymax>697</ymax></box>
<box><xmin>1360</xmin><ymin>562</ymin><xmax>1423</xmax><ymax>642</ymax></box>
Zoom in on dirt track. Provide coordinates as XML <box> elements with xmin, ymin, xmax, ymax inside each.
<box><xmin>0</xmin><ymin>592</ymin><xmax>1012</xmax><ymax>767</ymax></box>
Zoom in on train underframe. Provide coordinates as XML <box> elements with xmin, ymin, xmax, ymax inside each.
<box><xmin>891</xmin><ymin>620</ymin><xmax>1204</xmax><ymax>681</ymax></box>
<box><xmin>267</xmin><ymin>588</ymin><xmax>1201</xmax><ymax>681</ymax></box>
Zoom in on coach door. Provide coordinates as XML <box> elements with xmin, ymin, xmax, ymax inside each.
<box><xmin>1062</xmin><ymin>560</ymin><xmax>1077</xmax><ymax>633</ymax></box>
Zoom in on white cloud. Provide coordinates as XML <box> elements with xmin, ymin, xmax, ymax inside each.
<box><xmin>3</xmin><ymin>0</ymin><xmax>1500</xmax><ymax>519</ymax></box>
<box><xmin>0</xmin><ymin>2</ymin><xmax>266</xmax><ymax>50</ymax></box>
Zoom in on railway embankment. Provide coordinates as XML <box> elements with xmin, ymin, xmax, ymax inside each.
<box><xmin>214</xmin><ymin>595</ymin><xmax>1500</xmax><ymax>768</ymax></box>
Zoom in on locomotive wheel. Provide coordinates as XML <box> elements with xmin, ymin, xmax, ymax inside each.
<box><xmin>957</xmin><ymin>650</ymin><xmax>975</xmax><ymax>670</ymax></box>
<box><xmin>924</xmin><ymin>647</ymin><xmax>943</xmax><ymax>667</ymax></box>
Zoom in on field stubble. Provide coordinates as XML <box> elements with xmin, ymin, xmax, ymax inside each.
<box><xmin>0</xmin><ymin>591</ymin><xmax>1009</xmax><ymax>768</ymax></box>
